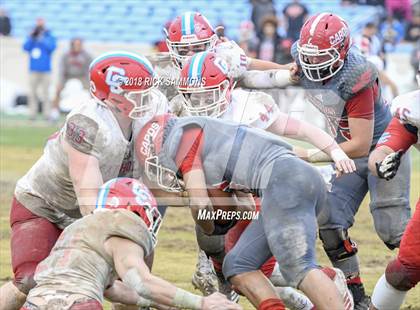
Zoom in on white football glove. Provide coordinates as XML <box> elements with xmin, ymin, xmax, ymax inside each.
<box><xmin>215</xmin><ymin>40</ymin><xmax>249</xmax><ymax>80</ymax></box>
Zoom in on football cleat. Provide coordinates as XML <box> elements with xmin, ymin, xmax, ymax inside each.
<box><xmin>191</xmin><ymin>250</ymin><xmax>218</xmax><ymax>296</ymax></box>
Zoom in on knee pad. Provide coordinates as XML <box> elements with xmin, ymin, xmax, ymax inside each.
<box><xmin>385</xmin><ymin>258</ymin><xmax>419</xmax><ymax>291</ymax></box>
<box><xmin>319</xmin><ymin>228</ymin><xmax>358</xmax><ymax>262</ymax></box>
<box><xmin>195</xmin><ymin>226</ymin><xmax>225</xmax><ymax>261</ymax></box>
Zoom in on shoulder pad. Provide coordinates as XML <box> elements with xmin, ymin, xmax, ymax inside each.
<box><xmin>64</xmin><ymin>113</ymin><xmax>102</xmax><ymax>157</ymax></box>
<box><xmin>391</xmin><ymin>90</ymin><xmax>420</xmax><ymax>128</ymax></box>
<box><xmin>227</xmin><ymin>90</ymin><xmax>279</xmax><ymax>129</ymax></box>
<box><xmin>337</xmin><ymin>47</ymin><xmax>378</xmax><ymax>101</ymax></box>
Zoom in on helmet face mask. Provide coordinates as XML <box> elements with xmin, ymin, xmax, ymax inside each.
<box><xmin>180</xmin><ymin>79</ymin><xmax>230</xmax><ymax>117</ymax></box>
<box><xmin>297</xmin><ymin>43</ymin><xmax>343</xmax><ymax>81</ymax></box>
<box><xmin>125</xmin><ymin>87</ymin><xmax>157</xmax><ymax>119</ymax></box>
<box><xmin>167</xmin><ymin>35</ymin><xmax>218</xmax><ymax>69</ymax></box>
<box><xmin>144</xmin><ymin>155</ymin><xmax>184</xmax><ymax>192</ymax></box>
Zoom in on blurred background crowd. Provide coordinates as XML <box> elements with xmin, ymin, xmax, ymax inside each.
<box><xmin>0</xmin><ymin>0</ymin><xmax>419</xmax><ymax>123</ymax></box>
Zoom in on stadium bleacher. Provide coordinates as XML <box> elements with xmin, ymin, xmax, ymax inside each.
<box><xmin>2</xmin><ymin>0</ymin><xmax>382</xmax><ymax>43</ymax></box>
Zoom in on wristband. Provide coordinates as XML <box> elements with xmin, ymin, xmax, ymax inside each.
<box><xmin>173</xmin><ymin>288</ymin><xmax>203</xmax><ymax>310</ymax></box>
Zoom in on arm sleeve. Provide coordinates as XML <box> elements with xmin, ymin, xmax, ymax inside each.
<box><xmin>64</xmin><ymin>114</ymin><xmax>102</xmax><ymax>158</ymax></box>
<box><xmin>175</xmin><ymin>126</ymin><xmax>204</xmax><ymax>175</ymax></box>
<box><xmin>376</xmin><ymin>117</ymin><xmax>418</xmax><ymax>152</ymax></box>
<box><xmin>345</xmin><ymin>83</ymin><xmax>376</xmax><ymax>120</ymax></box>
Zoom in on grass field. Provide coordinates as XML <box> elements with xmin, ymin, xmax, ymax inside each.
<box><xmin>0</xmin><ymin>117</ymin><xmax>419</xmax><ymax>309</ymax></box>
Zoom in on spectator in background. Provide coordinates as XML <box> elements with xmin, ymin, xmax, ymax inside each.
<box><xmin>385</xmin><ymin>0</ymin><xmax>412</xmax><ymax>22</ymax></box>
<box><xmin>256</xmin><ymin>15</ymin><xmax>293</xmax><ymax>64</ymax></box>
<box><xmin>282</xmin><ymin>0</ymin><xmax>308</xmax><ymax>42</ymax></box>
<box><xmin>354</xmin><ymin>22</ymin><xmax>384</xmax><ymax>57</ymax></box>
<box><xmin>405</xmin><ymin>12</ymin><xmax>420</xmax><ymax>42</ymax></box>
<box><xmin>238</xmin><ymin>21</ymin><xmax>259</xmax><ymax>58</ymax></box>
<box><xmin>23</xmin><ymin>18</ymin><xmax>56</xmax><ymax>121</ymax></box>
<box><xmin>0</xmin><ymin>8</ymin><xmax>11</xmax><ymax>36</ymax></box>
<box><xmin>51</xmin><ymin>38</ymin><xmax>92</xmax><ymax>121</ymax></box>
<box><xmin>380</xmin><ymin>15</ymin><xmax>405</xmax><ymax>52</ymax></box>
<box><xmin>250</xmin><ymin>0</ymin><xmax>276</xmax><ymax>39</ymax></box>
<box><xmin>154</xmin><ymin>21</ymin><xmax>171</xmax><ymax>53</ymax></box>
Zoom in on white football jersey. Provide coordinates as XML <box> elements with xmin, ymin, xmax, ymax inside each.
<box><xmin>390</xmin><ymin>89</ymin><xmax>420</xmax><ymax>148</ymax></box>
<box><xmin>15</xmin><ymin>91</ymin><xmax>169</xmax><ymax>228</ymax></box>
<box><xmin>170</xmin><ymin>88</ymin><xmax>279</xmax><ymax>130</ymax></box>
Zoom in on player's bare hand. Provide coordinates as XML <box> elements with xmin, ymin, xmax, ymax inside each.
<box><xmin>288</xmin><ymin>62</ymin><xmax>300</xmax><ymax>83</ymax></box>
<box><xmin>202</xmin><ymin>292</ymin><xmax>243</xmax><ymax>310</ymax></box>
<box><xmin>335</xmin><ymin>158</ymin><xmax>356</xmax><ymax>175</ymax></box>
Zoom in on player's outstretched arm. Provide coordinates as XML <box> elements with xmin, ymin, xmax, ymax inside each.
<box><xmin>62</xmin><ymin>139</ymin><xmax>103</xmax><ymax>215</ymax></box>
<box><xmin>183</xmin><ymin>169</ymin><xmax>215</xmax><ymax>235</ymax></box>
<box><xmin>267</xmin><ymin>112</ymin><xmax>356</xmax><ymax>174</ymax></box>
<box><xmin>106</xmin><ymin>236</ymin><xmax>242</xmax><ymax>310</ymax></box>
<box><xmin>104</xmin><ymin>280</ymin><xmax>175</xmax><ymax>310</ymax></box>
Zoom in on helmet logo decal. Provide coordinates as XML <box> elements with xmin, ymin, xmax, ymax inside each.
<box><xmin>105</xmin><ymin>66</ymin><xmax>128</xmax><ymax>94</ymax></box>
<box><xmin>214</xmin><ymin>57</ymin><xmax>228</xmax><ymax>75</ymax></box>
<box><xmin>140</xmin><ymin>122</ymin><xmax>161</xmax><ymax>156</ymax></box>
<box><xmin>329</xmin><ymin>27</ymin><xmax>348</xmax><ymax>46</ymax></box>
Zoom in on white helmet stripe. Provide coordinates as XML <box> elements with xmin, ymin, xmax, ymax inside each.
<box><xmin>190</xmin><ymin>52</ymin><xmax>207</xmax><ymax>81</ymax></box>
<box><xmin>95</xmin><ymin>178</ymin><xmax>120</xmax><ymax>209</ymax></box>
<box><xmin>310</xmin><ymin>12</ymin><xmax>329</xmax><ymax>37</ymax></box>
<box><xmin>183</xmin><ymin>11</ymin><xmax>194</xmax><ymax>35</ymax></box>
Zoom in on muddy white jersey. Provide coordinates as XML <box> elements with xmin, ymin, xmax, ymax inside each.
<box><xmin>390</xmin><ymin>90</ymin><xmax>420</xmax><ymax>148</ymax></box>
<box><xmin>28</xmin><ymin>209</ymin><xmax>153</xmax><ymax>303</ymax></box>
<box><xmin>15</xmin><ymin>92</ymin><xmax>168</xmax><ymax>228</ymax></box>
<box><xmin>170</xmin><ymin>88</ymin><xmax>279</xmax><ymax>129</ymax></box>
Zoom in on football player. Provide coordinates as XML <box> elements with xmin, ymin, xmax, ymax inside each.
<box><xmin>173</xmin><ymin>51</ymin><xmax>355</xmax><ymax>307</ymax></box>
<box><xmin>147</xmin><ymin>11</ymin><xmax>292</xmax><ymax>102</ymax></box>
<box><xmin>368</xmin><ymin>83</ymin><xmax>419</xmax><ymax>310</ymax></box>
<box><xmin>135</xmin><ymin>113</ymin><xmax>352</xmax><ymax>310</ymax></box>
<box><xmin>290</xmin><ymin>13</ymin><xmax>412</xmax><ymax>308</ymax></box>
<box><xmin>21</xmin><ymin>178</ymin><xmax>240</xmax><ymax>310</ymax></box>
<box><xmin>148</xmin><ymin>10</ymin><xmax>294</xmax><ymax>297</ymax></box>
<box><xmin>0</xmin><ymin>51</ymin><xmax>169</xmax><ymax>310</ymax></box>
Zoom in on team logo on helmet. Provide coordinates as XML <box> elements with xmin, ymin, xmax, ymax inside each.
<box><xmin>105</xmin><ymin>66</ymin><xmax>129</xmax><ymax>94</ymax></box>
<box><xmin>329</xmin><ymin>27</ymin><xmax>348</xmax><ymax>46</ymax></box>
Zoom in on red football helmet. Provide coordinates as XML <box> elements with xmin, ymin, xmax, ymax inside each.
<box><xmin>95</xmin><ymin>177</ymin><xmax>162</xmax><ymax>246</ymax></box>
<box><xmin>89</xmin><ymin>51</ymin><xmax>157</xmax><ymax>119</ymax></box>
<box><xmin>135</xmin><ymin>114</ymin><xmax>184</xmax><ymax>192</ymax></box>
<box><xmin>297</xmin><ymin>13</ymin><xmax>351</xmax><ymax>81</ymax></box>
<box><xmin>178</xmin><ymin>52</ymin><xmax>233</xmax><ymax>117</ymax></box>
<box><xmin>166</xmin><ymin>11</ymin><xmax>218</xmax><ymax>68</ymax></box>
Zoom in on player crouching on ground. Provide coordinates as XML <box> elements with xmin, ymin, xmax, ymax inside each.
<box><xmin>21</xmin><ymin>178</ymin><xmax>241</xmax><ymax>310</ymax></box>
<box><xmin>368</xmin><ymin>79</ymin><xmax>420</xmax><ymax>310</ymax></box>
<box><xmin>136</xmin><ymin>114</ymin><xmax>351</xmax><ymax>310</ymax></box>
